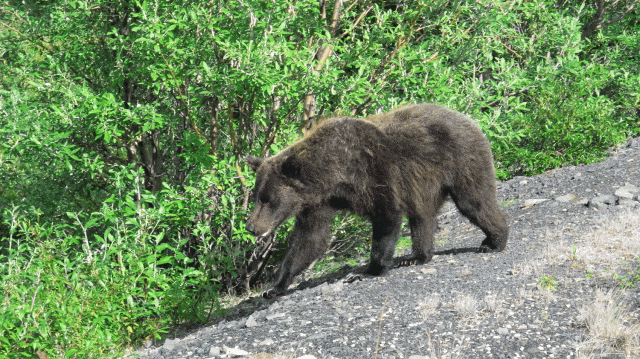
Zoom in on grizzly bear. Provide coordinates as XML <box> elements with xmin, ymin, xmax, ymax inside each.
<box><xmin>246</xmin><ymin>103</ymin><xmax>508</xmax><ymax>299</ymax></box>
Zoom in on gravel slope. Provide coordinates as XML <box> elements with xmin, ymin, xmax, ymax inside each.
<box><xmin>130</xmin><ymin>138</ymin><xmax>640</xmax><ymax>359</ymax></box>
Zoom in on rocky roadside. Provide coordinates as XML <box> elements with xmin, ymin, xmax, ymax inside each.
<box><xmin>127</xmin><ymin>137</ymin><xmax>640</xmax><ymax>359</ymax></box>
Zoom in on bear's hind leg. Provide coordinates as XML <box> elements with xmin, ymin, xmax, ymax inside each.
<box><xmin>367</xmin><ymin>211</ymin><xmax>403</xmax><ymax>276</ymax></box>
<box><xmin>450</xmin><ymin>189</ymin><xmax>508</xmax><ymax>253</ymax></box>
<box><xmin>397</xmin><ymin>215</ymin><xmax>436</xmax><ymax>267</ymax></box>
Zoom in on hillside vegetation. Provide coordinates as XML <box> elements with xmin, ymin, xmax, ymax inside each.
<box><xmin>1</xmin><ymin>0</ymin><xmax>639</xmax><ymax>357</ymax></box>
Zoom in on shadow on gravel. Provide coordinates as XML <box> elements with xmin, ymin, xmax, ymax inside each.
<box><xmin>283</xmin><ymin>246</ymin><xmax>482</xmax><ymax>295</ymax></box>
<box><xmin>434</xmin><ymin>247</ymin><xmax>481</xmax><ymax>256</ymax></box>
<box><xmin>211</xmin><ymin>246</ymin><xmax>485</xmax><ymax>325</ymax></box>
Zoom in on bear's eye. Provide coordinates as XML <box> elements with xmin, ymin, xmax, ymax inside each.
<box><xmin>258</xmin><ymin>192</ymin><xmax>269</xmax><ymax>204</ymax></box>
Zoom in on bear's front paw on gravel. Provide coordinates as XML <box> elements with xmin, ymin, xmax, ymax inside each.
<box><xmin>478</xmin><ymin>245</ymin><xmax>498</xmax><ymax>253</ymax></box>
<box><xmin>343</xmin><ymin>273</ymin><xmax>364</xmax><ymax>283</ymax></box>
<box><xmin>262</xmin><ymin>288</ymin><xmax>283</xmax><ymax>299</ymax></box>
<box><xmin>395</xmin><ymin>254</ymin><xmax>431</xmax><ymax>268</ymax></box>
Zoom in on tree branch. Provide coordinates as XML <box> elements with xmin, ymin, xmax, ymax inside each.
<box><xmin>302</xmin><ymin>0</ymin><xmax>343</xmax><ymax>127</ymax></box>
<box><xmin>582</xmin><ymin>0</ymin><xmax>638</xmax><ymax>39</ymax></box>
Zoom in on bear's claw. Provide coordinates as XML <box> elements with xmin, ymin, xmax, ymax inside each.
<box><xmin>343</xmin><ymin>273</ymin><xmax>364</xmax><ymax>283</ymax></box>
<box><xmin>262</xmin><ymin>288</ymin><xmax>283</xmax><ymax>299</ymax></box>
<box><xmin>395</xmin><ymin>254</ymin><xmax>431</xmax><ymax>268</ymax></box>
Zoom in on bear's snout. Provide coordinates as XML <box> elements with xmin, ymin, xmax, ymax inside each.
<box><xmin>246</xmin><ymin>222</ymin><xmax>256</xmax><ymax>235</ymax></box>
<box><xmin>246</xmin><ymin>219</ymin><xmax>272</xmax><ymax>238</ymax></box>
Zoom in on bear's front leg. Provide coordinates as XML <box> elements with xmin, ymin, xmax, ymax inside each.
<box><xmin>367</xmin><ymin>211</ymin><xmax>403</xmax><ymax>276</ymax></box>
<box><xmin>263</xmin><ymin>206</ymin><xmax>336</xmax><ymax>299</ymax></box>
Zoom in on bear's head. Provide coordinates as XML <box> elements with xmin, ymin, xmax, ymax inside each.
<box><xmin>245</xmin><ymin>153</ymin><xmax>311</xmax><ymax>239</ymax></box>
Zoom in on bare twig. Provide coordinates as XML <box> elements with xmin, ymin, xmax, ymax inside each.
<box><xmin>497</xmin><ymin>36</ymin><xmax>522</xmax><ymax>58</ymax></box>
<box><xmin>374</xmin><ymin>295</ymin><xmax>389</xmax><ymax>359</ymax></box>
<box><xmin>303</xmin><ymin>0</ymin><xmax>343</xmax><ymax>127</ymax></box>
<box><xmin>582</xmin><ymin>0</ymin><xmax>639</xmax><ymax>39</ymax></box>
<box><xmin>486</xmin><ymin>85</ymin><xmax>538</xmax><ymax>107</ymax></box>
<box><xmin>340</xmin><ymin>6</ymin><xmax>372</xmax><ymax>40</ymax></box>
<box><xmin>0</xmin><ymin>20</ymin><xmax>28</xmax><ymax>39</ymax></box>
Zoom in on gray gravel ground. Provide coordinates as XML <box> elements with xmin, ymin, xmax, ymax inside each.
<box><xmin>129</xmin><ymin>137</ymin><xmax>640</xmax><ymax>359</ymax></box>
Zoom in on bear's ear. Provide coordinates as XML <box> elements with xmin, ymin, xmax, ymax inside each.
<box><xmin>281</xmin><ymin>154</ymin><xmax>303</xmax><ymax>179</ymax></box>
<box><xmin>246</xmin><ymin>155</ymin><xmax>264</xmax><ymax>172</ymax></box>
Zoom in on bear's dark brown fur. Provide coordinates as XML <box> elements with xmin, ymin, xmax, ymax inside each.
<box><xmin>246</xmin><ymin>103</ymin><xmax>508</xmax><ymax>298</ymax></box>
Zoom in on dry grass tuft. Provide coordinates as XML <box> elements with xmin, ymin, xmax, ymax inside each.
<box><xmin>482</xmin><ymin>293</ymin><xmax>505</xmax><ymax>314</ymax></box>
<box><xmin>575</xmin><ymin>288</ymin><xmax>640</xmax><ymax>358</ymax></box>
<box><xmin>417</xmin><ymin>331</ymin><xmax>468</xmax><ymax>359</ymax></box>
<box><xmin>416</xmin><ymin>294</ymin><xmax>441</xmax><ymax>318</ymax></box>
<box><xmin>512</xmin><ymin>209</ymin><xmax>640</xmax><ymax>280</ymax></box>
<box><xmin>510</xmin><ymin>208</ymin><xmax>640</xmax><ymax>357</ymax></box>
<box><xmin>483</xmin><ymin>294</ymin><xmax>500</xmax><ymax>312</ymax></box>
<box><xmin>574</xmin><ymin>209</ymin><xmax>640</xmax><ymax>276</ymax></box>
<box><xmin>453</xmin><ymin>294</ymin><xmax>478</xmax><ymax>318</ymax></box>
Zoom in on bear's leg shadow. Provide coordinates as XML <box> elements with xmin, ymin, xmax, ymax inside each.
<box><xmin>450</xmin><ymin>186</ymin><xmax>508</xmax><ymax>253</ymax></box>
<box><xmin>367</xmin><ymin>211</ymin><xmax>403</xmax><ymax>276</ymax></box>
<box><xmin>265</xmin><ymin>206</ymin><xmax>336</xmax><ymax>299</ymax></box>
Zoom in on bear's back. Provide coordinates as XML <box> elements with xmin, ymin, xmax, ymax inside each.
<box><xmin>365</xmin><ymin>103</ymin><xmax>481</xmax><ymax>137</ymax></box>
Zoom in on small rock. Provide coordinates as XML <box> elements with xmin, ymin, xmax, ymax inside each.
<box><xmin>555</xmin><ymin>194</ymin><xmax>575</xmax><ymax>203</ymax></box>
<box><xmin>408</xmin><ymin>356</ymin><xmax>430</xmax><ymax>359</ymax></box>
<box><xmin>163</xmin><ymin>338</ymin><xmax>179</xmax><ymax>351</ymax></box>
<box><xmin>268</xmin><ymin>301</ymin><xmax>281</xmax><ymax>312</ymax></box>
<box><xmin>251</xmin><ymin>353</ymin><xmax>276</xmax><ymax>359</ymax></box>
<box><xmin>245</xmin><ymin>315</ymin><xmax>258</xmax><ymax>328</ymax></box>
<box><xmin>577</xmin><ymin>198</ymin><xmax>589</xmax><ymax>206</ymax></box>
<box><xmin>266</xmin><ymin>312</ymin><xmax>285</xmax><ymax>320</ymax></box>
<box><xmin>308</xmin><ymin>333</ymin><xmax>326</xmax><ymax>340</ymax></box>
<box><xmin>331</xmin><ymin>281</ymin><xmax>344</xmax><ymax>292</ymax></box>
<box><xmin>625</xmin><ymin>137</ymin><xmax>640</xmax><ymax>148</ymax></box>
<box><xmin>296</xmin><ymin>356</ymin><xmax>318</xmax><ymax>359</ymax></box>
<box><xmin>258</xmin><ymin>338</ymin><xmax>275</xmax><ymax>346</ymax></box>
<box><xmin>589</xmin><ymin>195</ymin><xmax>617</xmax><ymax>207</ymax></box>
<box><xmin>619</xmin><ymin>199</ymin><xmax>639</xmax><ymax>207</ymax></box>
<box><xmin>497</xmin><ymin>327</ymin><xmax>509</xmax><ymax>335</ymax></box>
<box><xmin>225</xmin><ymin>347</ymin><xmax>250</xmax><ymax>357</ymax></box>
<box><xmin>209</xmin><ymin>346</ymin><xmax>221</xmax><ymax>356</ymax></box>
<box><xmin>253</xmin><ymin>309</ymin><xmax>267</xmax><ymax>319</ymax></box>
<box><xmin>523</xmin><ymin>199</ymin><xmax>549</xmax><ymax>208</ymax></box>
<box><xmin>615</xmin><ymin>188</ymin><xmax>636</xmax><ymax>200</ymax></box>
<box><xmin>421</xmin><ymin>268</ymin><xmax>437</xmax><ymax>274</ymax></box>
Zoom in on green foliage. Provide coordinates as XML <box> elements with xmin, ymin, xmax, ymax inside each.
<box><xmin>311</xmin><ymin>254</ymin><xmax>359</xmax><ymax>276</ymax></box>
<box><xmin>586</xmin><ymin>269</ymin><xmax>595</xmax><ymax>280</ymax></box>
<box><xmin>538</xmin><ymin>275</ymin><xmax>558</xmax><ymax>292</ymax></box>
<box><xmin>1</xmin><ymin>206</ymin><xmax>167</xmax><ymax>357</ymax></box>
<box><xmin>329</xmin><ymin>214</ymin><xmax>372</xmax><ymax>257</ymax></box>
<box><xmin>500</xmin><ymin>198</ymin><xmax>518</xmax><ymax>208</ymax></box>
<box><xmin>608</xmin><ymin>257</ymin><xmax>640</xmax><ymax>289</ymax></box>
<box><xmin>0</xmin><ymin>166</ymin><xmax>241</xmax><ymax>357</ymax></box>
<box><xmin>1</xmin><ymin>0</ymin><xmax>639</xmax><ymax>356</ymax></box>
<box><xmin>396</xmin><ymin>236</ymin><xmax>413</xmax><ymax>251</ymax></box>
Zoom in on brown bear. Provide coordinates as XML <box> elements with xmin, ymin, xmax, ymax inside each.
<box><xmin>246</xmin><ymin>103</ymin><xmax>508</xmax><ymax>299</ymax></box>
